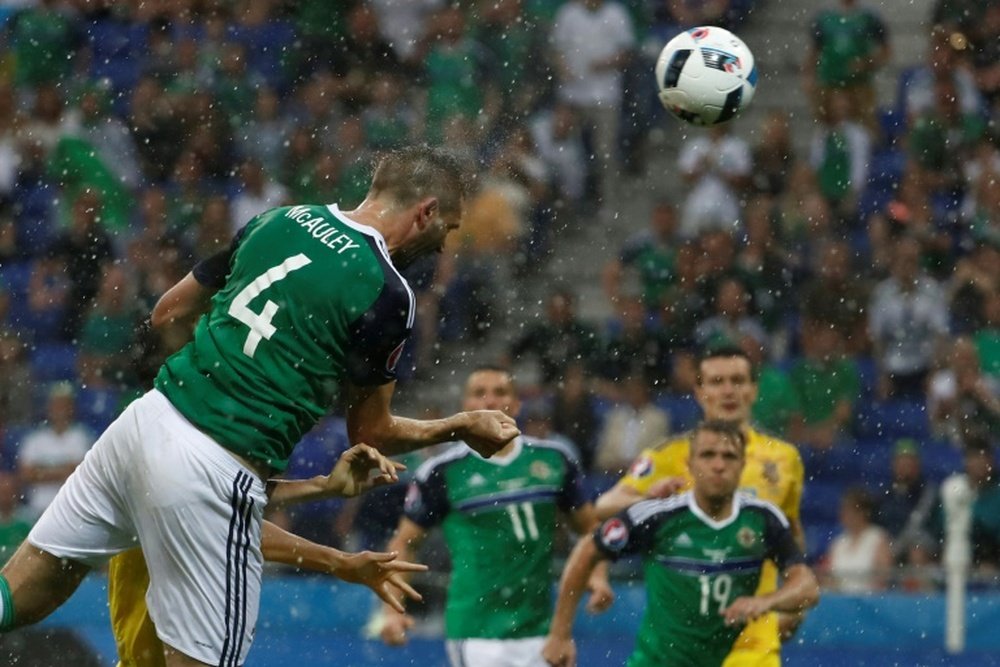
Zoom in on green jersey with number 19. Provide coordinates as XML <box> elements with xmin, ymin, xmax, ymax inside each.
<box><xmin>404</xmin><ymin>437</ymin><xmax>587</xmax><ymax>639</ymax></box>
<box><xmin>595</xmin><ymin>492</ymin><xmax>804</xmax><ymax>667</ymax></box>
<box><xmin>155</xmin><ymin>203</ymin><xmax>414</xmax><ymax>472</ymax></box>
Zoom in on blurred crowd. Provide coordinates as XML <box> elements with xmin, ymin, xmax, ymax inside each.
<box><xmin>0</xmin><ymin>0</ymin><xmax>997</xmax><ymax>594</ymax></box>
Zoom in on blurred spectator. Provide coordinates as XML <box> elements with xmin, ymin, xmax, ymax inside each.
<box><xmin>129</xmin><ymin>76</ymin><xmax>184</xmax><ymax>183</ymax></box>
<box><xmin>507</xmin><ymin>286</ymin><xmax>600</xmax><ymax>387</ymax></box>
<box><xmin>520</xmin><ymin>399</ymin><xmax>581</xmax><ymax>462</ymax></box>
<box><xmin>46</xmin><ymin>190</ymin><xmax>115</xmax><ymax>340</ymax></box>
<box><xmin>551</xmin><ymin>0</ymin><xmax>635</xmax><ymax>210</ymax></box>
<box><xmin>77</xmin><ymin>265</ymin><xmax>142</xmax><ymax>390</ymax></box>
<box><xmin>238</xmin><ymin>86</ymin><xmax>292</xmax><ymax>175</ymax></box>
<box><xmin>416</xmin><ymin>5</ymin><xmax>500</xmax><ymax>145</ymax></box>
<box><xmin>788</xmin><ymin>318</ymin><xmax>860</xmax><ymax>450</ymax></box>
<box><xmin>593</xmin><ymin>374</ymin><xmax>669</xmax><ymax>474</ymax></box>
<box><xmin>677</xmin><ymin>123</ymin><xmax>751</xmax><ymax>238</ymax></box>
<box><xmin>869</xmin><ymin>235</ymin><xmax>949</xmax><ymax>399</ymax></box>
<box><xmin>967</xmin><ymin>4</ymin><xmax>1000</xmax><ymax>120</ymax></box>
<box><xmin>24</xmin><ymin>254</ymin><xmax>70</xmax><ymax>342</ymax></box>
<box><xmin>230</xmin><ymin>157</ymin><xmax>289</xmax><ymax>233</ymax></box>
<box><xmin>975</xmin><ymin>291</ymin><xmax>1000</xmax><ymax>378</ymax></box>
<box><xmin>602</xmin><ymin>201</ymin><xmax>677</xmax><ymax>311</ymax></box>
<box><xmin>0</xmin><ymin>83</ymin><xmax>22</xmax><ymax>199</ymax></box>
<box><xmin>598</xmin><ymin>294</ymin><xmax>671</xmax><ymax>386</ymax></box>
<box><xmin>551</xmin><ymin>362</ymin><xmax>600</xmax><ymax>469</ymax></box>
<box><xmin>875</xmin><ymin>439</ymin><xmax>939</xmax><ymax>567</ymax></box>
<box><xmin>362</xmin><ymin>73</ymin><xmax>416</xmax><ymax>152</ymax></box>
<box><xmin>9</xmin><ymin>0</ymin><xmax>80</xmax><ymax>88</ymax></box>
<box><xmin>803</xmin><ymin>0</ymin><xmax>890</xmax><ymax>128</ymax></box>
<box><xmin>0</xmin><ymin>472</ymin><xmax>31</xmax><ymax>567</ymax></box>
<box><xmin>939</xmin><ymin>438</ymin><xmax>1000</xmax><ymax>572</ymax></box>
<box><xmin>17</xmin><ymin>382</ymin><xmax>93</xmax><ymax>519</ymax></box>
<box><xmin>903</xmin><ymin>26</ymin><xmax>984</xmax><ymax>129</ymax></box>
<box><xmin>867</xmin><ymin>171</ymin><xmax>941</xmax><ymax>275</ymax></box>
<box><xmin>809</xmin><ymin>89</ymin><xmax>872</xmax><ymax>216</ymax></box>
<box><xmin>824</xmin><ymin>486</ymin><xmax>894</xmax><ymax>592</ymax></box>
<box><xmin>928</xmin><ymin>336</ymin><xmax>1000</xmax><ymax>444</ymax></box>
<box><xmin>775</xmin><ymin>162</ymin><xmax>833</xmax><ymax>256</ymax></box>
<box><xmin>529</xmin><ymin>101</ymin><xmax>587</xmax><ymax>211</ymax></box>
<box><xmin>71</xmin><ymin>84</ymin><xmax>142</xmax><ymax>193</ymax></box>
<box><xmin>694</xmin><ymin>276</ymin><xmax>768</xmax><ymax>357</ymax></box>
<box><xmin>369</xmin><ymin>0</ymin><xmax>445</xmax><ymax>64</ymax></box>
<box><xmin>474</xmin><ymin>0</ymin><xmax>548</xmax><ymax>120</ymax></box>
<box><xmin>662</xmin><ymin>0</ymin><xmax>733</xmax><ymax>30</ymax></box>
<box><xmin>800</xmin><ymin>237</ymin><xmax>871</xmax><ymax>354</ymax></box>
<box><xmin>333</xmin><ymin>3</ymin><xmax>403</xmax><ymax>111</ymax></box>
<box><xmin>0</xmin><ymin>330</ymin><xmax>33</xmax><ymax>432</ymax></box>
<box><xmin>22</xmin><ymin>82</ymin><xmax>78</xmax><ymax>155</ymax></box>
<box><xmin>750</xmin><ymin>110</ymin><xmax>795</xmax><ymax>197</ymax></box>
<box><xmin>737</xmin><ymin>196</ymin><xmax>797</xmax><ymax>333</ymax></box>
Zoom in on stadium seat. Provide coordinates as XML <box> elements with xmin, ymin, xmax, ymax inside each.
<box><xmin>0</xmin><ymin>425</ymin><xmax>31</xmax><ymax>471</ymax></box>
<box><xmin>855</xmin><ymin>399</ymin><xmax>930</xmax><ymax>441</ymax></box>
<box><xmin>919</xmin><ymin>439</ymin><xmax>962</xmax><ymax>483</ymax></box>
<box><xmin>655</xmin><ymin>394</ymin><xmax>700</xmax><ymax>432</ymax></box>
<box><xmin>29</xmin><ymin>343</ymin><xmax>77</xmax><ymax>383</ymax></box>
<box><xmin>801</xmin><ymin>480</ymin><xmax>844</xmax><ymax>524</ymax></box>
<box><xmin>803</xmin><ymin>520</ymin><xmax>839</xmax><ymax>561</ymax></box>
<box><xmin>76</xmin><ymin>387</ymin><xmax>122</xmax><ymax>433</ymax></box>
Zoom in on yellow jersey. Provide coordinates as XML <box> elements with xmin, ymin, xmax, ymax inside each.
<box><xmin>619</xmin><ymin>426</ymin><xmax>804</xmax><ymax>663</ymax></box>
<box><xmin>108</xmin><ymin>549</ymin><xmax>165</xmax><ymax>667</ymax></box>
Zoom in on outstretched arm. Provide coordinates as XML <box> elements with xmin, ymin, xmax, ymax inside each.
<box><xmin>261</xmin><ymin>521</ymin><xmax>425</xmax><ymax>613</ymax></box>
<box><xmin>378</xmin><ymin>518</ymin><xmax>429</xmax><ymax>646</ymax></box>
<box><xmin>267</xmin><ymin>444</ymin><xmax>405</xmax><ymax>508</ymax></box>
<box><xmin>543</xmin><ymin>535</ymin><xmax>605</xmax><ymax>667</ymax></box>
<box><xmin>345</xmin><ymin>381</ymin><xmax>519</xmax><ymax>457</ymax></box>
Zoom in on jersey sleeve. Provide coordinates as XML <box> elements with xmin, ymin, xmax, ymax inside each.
<box><xmin>619</xmin><ymin>442</ymin><xmax>687</xmax><ymax>496</ymax></box>
<box><xmin>593</xmin><ymin>499</ymin><xmax>668</xmax><ymax>561</ymax></box>
<box><xmin>761</xmin><ymin>505</ymin><xmax>806</xmax><ymax>570</ymax></box>
<box><xmin>192</xmin><ymin>224</ymin><xmax>250</xmax><ymax>289</ymax></box>
<box><xmin>557</xmin><ymin>449</ymin><xmax>588</xmax><ymax>513</ymax></box>
<box><xmin>344</xmin><ymin>282</ymin><xmax>413</xmax><ymax>386</ymax></box>
<box><xmin>402</xmin><ymin>466</ymin><xmax>449</xmax><ymax>529</ymax></box>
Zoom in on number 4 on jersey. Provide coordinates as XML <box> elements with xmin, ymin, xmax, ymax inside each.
<box><xmin>228</xmin><ymin>254</ymin><xmax>312</xmax><ymax>357</ymax></box>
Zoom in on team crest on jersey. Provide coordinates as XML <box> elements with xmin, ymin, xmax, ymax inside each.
<box><xmin>762</xmin><ymin>461</ymin><xmax>780</xmax><ymax>485</ymax></box>
<box><xmin>385</xmin><ymin>340</ymin><xmax>406</xmax><ymax>373</ymax></box>
<box><xmin>600</xmin><ymin>518</ymin><xmax>629</xmax><ymax>552</ymax></box>
<box><xmin>737</xmin><ymin>527</ymin><xmax>757</xmax><ymax>549</ymax></box>
<box><xmin>404</xmin><ymin>484</ymin><xmax>422</xmax><ymax>513</ymax></box>
<box><xmin>531</xmin><ymin>460</ymin><xmax>552</xmax><ymax>480</ymax></box>
<box><xmin>629</xmin><ymin>456</ymin><xmax>653</xmax><ymax>479</ymax></box>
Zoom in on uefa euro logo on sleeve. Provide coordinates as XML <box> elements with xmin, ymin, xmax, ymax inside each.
<box><xmin>601</xmin><ymin>518</ymin><xmax>630</xmax><ymax>552</ymax></box>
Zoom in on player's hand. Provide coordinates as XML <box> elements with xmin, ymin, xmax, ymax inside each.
<box><xmin>645</xmin><ymin>476</ymin><xmax>685</xmax><ymax>499</ymax></box>
<box><xmin>585</xmin><ymin>573</ymin><xmax>615</xmax><ymax>614</ymax></box>
<box><xmin>460</xmin><ymin>410</ymin><xmax>520</xmax><ymax>457</ymax></box>
<box><xmin>721</xmin><ymin>596</ymin><xmax>772</xmax><ymax>626</ymax></box>
<box><xmin>380</xmin><ymin>609</ymin><xmax>416</xmax><ymax>646</ymax></box>
<box><xmin>325</xmin><ymin>444</ymin><xmax>406</xmax><ymax>498</ymax></box>
<box><xmin>333</xmin><ymin>550</ymin><xmax>426</xmax><ymax>613</ymax></box>
<box><xmin>542</xmin><ymin>635</ymin><xmax>576</xmax><ymax>667</ymax></box>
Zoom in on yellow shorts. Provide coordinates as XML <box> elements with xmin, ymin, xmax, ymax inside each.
<box><xmin>108</xmin><ymin>548</ymin><xmax>165</xmax><ymax>667</ymax></box>
<box><xmin>723</xmin><ymin>649</ymin><xmax>781</xmax><ymax>667</ymax></box>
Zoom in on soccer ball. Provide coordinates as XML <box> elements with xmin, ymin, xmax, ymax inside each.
<box><xmin>654</xmin><ymin>26</ymin><xmax>757</xmax><ymax>126</ymax></box>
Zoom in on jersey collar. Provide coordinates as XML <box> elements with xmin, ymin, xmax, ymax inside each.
<box><xmin>687</xmin><ymin>492</ymin><xmax>741</xmax><ymax>530</ymax></box>
<box><xmin>327</xmin><ymin>203</ymin><xmax>388</xmax><ymax>248</ymax></box>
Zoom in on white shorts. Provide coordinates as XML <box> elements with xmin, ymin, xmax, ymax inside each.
<box><xmin>29</xmin><ymin>389</ymin><xmax>266</xmax><ymax>666</ymax></box>
<box><xmin>446</xmin><ymin>637</ymin><xmax>547</xmax><ymax>667</ymax></box>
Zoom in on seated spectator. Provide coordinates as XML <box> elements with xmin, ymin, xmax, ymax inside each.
<box><xmin>928</xmin><ymin>336</ymin><xmax>1000</xmax><ymax>444</ymax></box>
<box><xmin>593</xmin><ymin>374</ymin><xmax>669</xmax><ymax>475</ymax></box>
<box><xmin>800</xmin><ymin>237</ymin><xmax>871</xmax><ymax>354</ymax></box>
<box><xmin>0</xmin><ymin>472</ymin><xmax>31</xmax><ymax>567</ymax></box>
<box><xmin>867</xmin><ymin>170</ymin><xmax>948</xmax><ymax>277</ymax></box>
<box><xmin>809</xmin><ymin>89</ymin><xmax>872</xmax><ymax>217</ymax></box>
<box><xmin>602</xmin><ymin>201</ymin><xmax>678</xmax><ymax>311</ymax></box>
<box><xmin>939</xmin><ymin>437</ymin><xmax>1000</xmax><ymax>574</ymax></box>
<box><xmin>788</xmin><ymin>318</ymin><xmax>860</xmax><ymax>450</ymax></box>
<box><xmin>824</xmin><ymin>487</ymin><xmax>894</xmax><ymax>593</ymax></box>
<box><xmin>520</xmin><ymin>399</ymin><xmax>581</xmax><ymax>463</ymax></box>
<box><xmin>77</xmin><ymin>264</ymin><xmax>142</xmax><ymax>390</ymax></box>
<box><xmin>551</xmin><ymin>362</ymin><xmax>600</xmax><ymax>470</ymax></box>
<box><xmin>975</xmin><ymin>290</ymin><xmax>1000</xmax><ymax>378</ymax></box>
<box><xmin>230</xmin><ymin>157</ymin><xmax>289</xmax><ymax>233</ymax></box>
<box><xmin>875</xmin><ymin>439</ymin><xmax>939</xmax><ymax>566</ymax></box>
<box><xmin>677</xmin><ymin>123</ymin><xmax>751</xmax><ymax>239</ymax></box>
<box><xmin>507</xmin><ymin>286</ymin><xmax>600</xmax><ymax>388</ymax></box>
<box><xmin>598</xmin><ymin>294</ymin><xmax>670</xmax><ymax>387</ymax></box>
<box><xmin>903</xmin><ymin>25</ymin><xmax>983</xmax><ymax>128</ymax></box>
<box><xmin>24</xmin><ymin>254</ymin><xmax>70</xmax><ymax>342</ymax></box>
<box><xmin>694</xmin><ymin>276</ymin><xmax>768</xmax><ymax>357</ymax></box>
<box><xmin>16</xmin><ymin>382</ymin><xmax>94</xmax><ymax>520</ymax></box>
<box><xmin>529</xmin><ymin>102</ymin><xmax>586</xmax><ymax>211</ymax></box>
<box><xmin>750</xmin><ymin>110</ymin><xmax>795</xmax><ymax>197</ymax></box>
<box><xmin>869</xmin><ymin>235</ymin><xmax>949</xmax><ymax>399</ymax></box>
<box><xmin>0</xmin><ymin>330</ymin><xmax>33</xmax><ymax>434</ymax></box>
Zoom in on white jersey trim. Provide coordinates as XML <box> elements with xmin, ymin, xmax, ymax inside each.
<box><xmin>327</xmin><ymin>203</ymin><xmax>416</xmax><ymax>329</ymax></box>
<box><xmin>626</xmin><ymin>494</ymin><xmax>689</xmax><ymax>526</ymax></box>
<box><xmin>414</xmin><ymin>443</ymin><xmax>471</xmax><ymax>482</ymax></box>
<box><xmin>737</xmin><ymin>492</ymin><xmax>790</xmax><ymax>528</ymax></box>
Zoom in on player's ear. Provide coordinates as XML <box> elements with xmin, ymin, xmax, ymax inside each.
<box><xmin>415</xmin><ymin>197</ymin><xmax>439</xmax><ymax>230</ymax></box>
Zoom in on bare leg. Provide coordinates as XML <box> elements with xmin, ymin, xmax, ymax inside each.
<box><xmin>163</xmin><ymin>643</ymin><xmax>213</xmax><ymax>667</ymax></box>
<box><xmin>0</xmin><ymin>541</ymin><xmax>90</xmax><ymax>627</ymax></box>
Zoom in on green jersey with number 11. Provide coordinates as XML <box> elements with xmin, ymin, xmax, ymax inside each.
<box><xmin>595</xmin><ymin>492</ymin><xmax>804</xmax><ymax>667</ymax></box>
<box><xmin>404</xmin><ymin>438</ymin><xmax>587</xmax><ymax>639</ymax></box>
<box><xmin>155</xmin><ymin>203</ymin><xmax>414</xmax><ymax>472</ymax></box>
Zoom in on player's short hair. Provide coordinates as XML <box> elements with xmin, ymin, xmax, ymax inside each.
<box><xmin>369</xmin><ymin>145</ymin><xmax>472</xmax><ymax>217</ymax></box>
<box><xmin>467</xmin><ymin>365</ymin><xmax>516</xmax><ymax>392</ymax></box>
<box><xmin>695</xmin><ymin>344</ymin><xmax>758</xmax><ymax>384</ymax></box>
<box><xmin>690</xmin><ymin>419</ymin><xmax>746</xmax><ymax>455</ymax></box>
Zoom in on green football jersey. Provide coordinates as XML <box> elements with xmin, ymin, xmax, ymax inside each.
<box><xmin>811</xmin><ymin>9</ymin><xmax>888</xmax><ymax>86</ymax></box>
<box><xmin>404</xmin><ymin>438</ymin><xmax>586</xmax><ymax>639</ymax></box>
<box><xmin>595</xmin><ymin>492</ymin><xmax>803</xmax><ymax>667</ymax></box>
<box><xmin>155</xmin><ymin>203</ymin><xmax>414</xmax><ymax>471</ymax></box>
